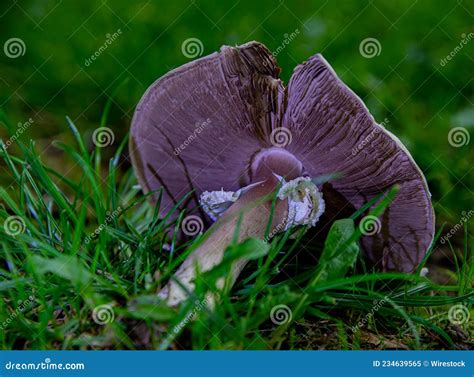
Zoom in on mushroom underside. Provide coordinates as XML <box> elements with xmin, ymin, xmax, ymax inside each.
<box><xmin>130</xmin><ymin>41</ymin><xmax>434</xmax><ymax>278</ymax></box>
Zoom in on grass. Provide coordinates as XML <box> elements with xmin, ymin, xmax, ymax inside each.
<box><xmin>0</xmin><ymin>111</ymin><xmax>472</xmax><ymax>350</ymax></box>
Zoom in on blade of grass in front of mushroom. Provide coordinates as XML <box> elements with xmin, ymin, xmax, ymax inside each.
<box><xmin>251</xmin><ymin>179</ymin><xmax>284</xmax><ymax>272</ymax></box>
<box><xmin>157</xmin><ymin>180</ymin><xmax>285</xmax><ymax>305</ymax></box>
<box><xmin>242</xmin><ymin>175</ymin><xmax>385</xmax><ymax>298</ymax></box>
<box><xmin>240</xmin><ymin>172</ymin><xmax>342</xmax><ymax>288</ymax></box>
<box><xmin>313</xmin><ymin>185</ymin><xmax>400</xmax><ymax>286</ymax></box>
<box><xmin>235</xmin><ymin>226</ymin><xmax>309</xmax><ymax>327</ymax></box>
<box><xmin>311</xmin><ymin>172</ymin><xmax>344</xmax><ymax>186</ymax></box>
<box><xmin>240</xmin><ymin>225</ymin><xmax>304</xmax><ymax>287</ymax></box>
<box><xmin>415</xmin><ymin>223</ymin><xmax>446</xmax><ymax>276</ymax></box>
<box><xmin>201</xmin><ymin>238</ymin><xmax>270</xmax><ymax>289</ymax></box>
<box><xmin>179</xmin><ymin>237</ymin><xmax>271</xmax><ymax>317</ymax></box>
<box><xmin>184</xmin><ymin>187</ymin><xmax>280</xmax><ymax>253</ymax></box>
<box><xmin>344</xmin><ymin>185</ymin><xmax>400</xmax><ymax>253</ymax></box>
<box><xmin>349</xmin><ymin>187</ymin><xmax>401</xmax><ymax>292</ymax></box>
<box><xmin>271</xmin><ymin>185</ymin><xmax>400</xmax><ymax>343</ymax></box>
<box><xmin>157</xmin><ymin>240</ymin><xmax>261</xmax><ymax>350</ymax></box>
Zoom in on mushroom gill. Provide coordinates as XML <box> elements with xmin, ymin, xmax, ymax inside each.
<box><xmin>130</xmin><ymin>41</ymin><xmax>435</xmax><ymax>305</ymax></box>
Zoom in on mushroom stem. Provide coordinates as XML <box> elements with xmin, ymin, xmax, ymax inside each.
<box><xmin>158</xmin><ymin>177</ymin><xmax>287</xmax><ymax>306</ymax></box>
<box><xmin>159</xmin><ymin>174</ymin><xmax>326</xmax><ymax>306</ymax></box>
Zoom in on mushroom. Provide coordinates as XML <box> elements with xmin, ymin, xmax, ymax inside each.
<box><xmin>130</xmin><ymin>42</ymin><xmax>434</xmax><ymax>305</ymax></box>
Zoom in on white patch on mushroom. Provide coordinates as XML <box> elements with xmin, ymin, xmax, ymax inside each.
<box><xmin>277</xmin><ymin>177</ymin><xmax>325</xmax><ymax>230</ymax></box>
<box><xmin>200</xmin><ymin>176</ymin><xmax>325</xmax><ymax>231</ymax></box>
<box><xmin>200</xmin><ymin>189</ymin><xmax>240</xmax><ymax>221</ymax></box>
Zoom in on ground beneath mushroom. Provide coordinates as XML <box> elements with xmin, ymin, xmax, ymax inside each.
<box><xmin>111</xmin><ymin>248</ymin><xmax>474</xmax><ymax>350</ymax></box>
<box><xmin>122</xmin><ymin>313</ymin><xmax>472</xmax><ymax>350</ymax></box>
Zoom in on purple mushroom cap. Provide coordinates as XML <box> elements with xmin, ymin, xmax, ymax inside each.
<box><xmin>130</xmin><ymin>41</ymin><xmax>435</xmax><ymax>273</ymax></box>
